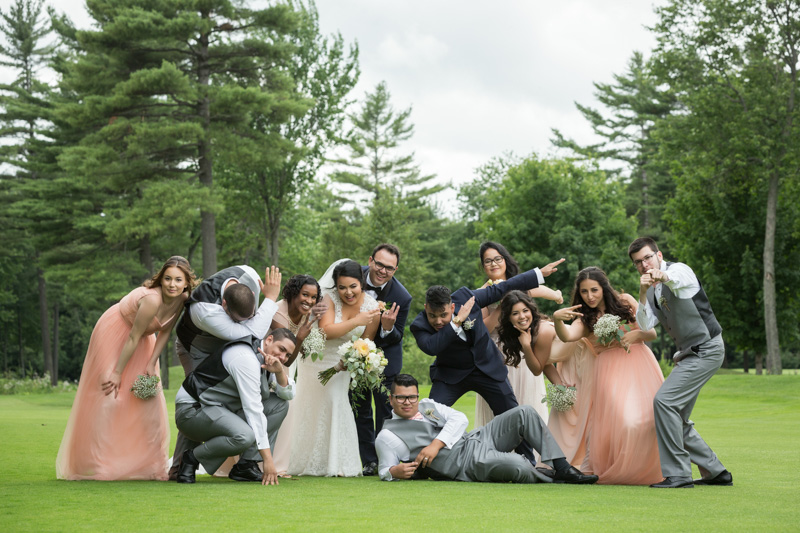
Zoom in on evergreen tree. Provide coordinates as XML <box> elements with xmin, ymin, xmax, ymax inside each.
<box><xmin>552</xmin><ymin>52</ymin><xmax>675</xmax><ymax>241</ymax></box>
<box><xmin>52</xmin><ymin>0</ymin><xmax>302</xmax><ymax>276</ymax></box>
<box><xmin>333</xmin><ymin>81</ymin><xmax>443</xmax><ymax>203</ymax></box>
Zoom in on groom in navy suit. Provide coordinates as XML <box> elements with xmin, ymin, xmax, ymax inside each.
<box><xmin>356</xmin><ymin>243</ymin><xmax>413</xmax><ymax>476</ymax></box>
<box><xmin>410</xmin><ymin>258</ymin><xmax>564</xmax><ymax>416</ymax></box>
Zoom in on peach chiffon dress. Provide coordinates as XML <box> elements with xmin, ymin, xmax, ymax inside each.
<box><xmin>547</xmin><ymin>328</ymin><xmax>663</xmax><ymax>485</ymax></box>
<box><xmin>584</xmin><ymin>326</ymin><xmax>664</xmax><ymax>485</ymax></box>
<box><xmin>56</xmin><ymin>286</ymin><xmax>174</xmax><ymax>480</ymax></box>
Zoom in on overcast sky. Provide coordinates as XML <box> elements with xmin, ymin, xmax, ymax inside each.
<box><xmin>6</xmin><ymin>0</ymin><xmax>666</xmax><ymax>204</ymax></box>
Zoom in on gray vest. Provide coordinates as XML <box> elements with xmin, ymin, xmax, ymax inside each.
<box><xmin>183</xmin><ymin>336</ymin><xmax>271</xmax><ymax>412</ymax></box>
<box><xmin>646</xmin><ymin>262</ymin><xmax>722</xmax><ymax>359</ymax></box>
<box><xmin>382</xmin><ymin>419</ymin><xmax>472</xmax><ymax>481</ymax></box>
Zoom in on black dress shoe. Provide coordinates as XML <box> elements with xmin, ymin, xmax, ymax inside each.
<box><xmin>176</xmin><ymin>450</ymin><xmax>199</xmax><ymax>484</ymax></box>
<box><xmin>535</xmin><ymin>467</ymin><xmax>556</xmax><ymax>479</ymax></box>
<box><xmin>362</xmin><ymin>462</ymin><xmax>378</xmax><ymax>477</ymax></box>
<box><xmin>553</xmin><ymin>466</ymin><xmax>599</xmax><ymax>484</ymax></box>
<box><xmin>694</xmin><ymin>470</ymin><xmax>732</xmax><ymax>486</ymax></box>
<box><xmin>650</xmin><ymin>476</ymin><xmax>694</xmax><ymax>488</ymax></box>
<box><xmin>229</xmin><ymin>461</ymin><xmax>263</xmax><ymax>482</ymax></box>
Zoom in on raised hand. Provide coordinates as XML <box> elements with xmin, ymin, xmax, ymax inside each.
<box><xmin>456</xmin><ymin>296</ymin><xmax>476</xmax><ymax>323</ymax></box>
<box><xmin>553</xmin><ymin>304</ymin><xmax>584</xmax><ymax>322</ymax></box>
<box><xmin>259</xmin><ymin>266</ymin><xmax>282</xmax><ymax>302</ymax></box>
<box><xmin>540</xmin><ymin>258</ymin><xmax>566</xmax><ymax>277</ymax></box>
<box><xmin>259</xmin><ymin>351</ymin><xmax>286</xmax><ymax>374</ymax></box>
<box><xmin>380</xmin><ymin>302</ymin><xmax>399</xmax><ymax>331</ymax></box>
<box><xmin>356</xmin><ymin>308</ymin><xmax>381</xmax><ymax>327</ymax></box>
<box><xmin>310</xmin><ymin>300</ymin><xmax>328</xmax><ymax>321</ymax></box>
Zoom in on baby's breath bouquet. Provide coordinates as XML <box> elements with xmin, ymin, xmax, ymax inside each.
<box><xmin>542</xmin><ymin>383</ymin><xmax>577</xmax><ymax>412</ymax></box>
<box><xmin>592</xmin><ymin>314</ymin><xmax>631</xmax><ymax>351</ymax></box>
<box><xmin>130</xmin><ymin>374</ymin><xmax>160</xmax><ymax>400</ymax></box>
<box><xmin>301</xmin><ymin>327</ymin><xmax>326</xmax><ymax>362</ymax></box>
<box><xmin>319</xmin><ymin>336</ymin><xmax>388</xmax><ymax>409</ymax></box>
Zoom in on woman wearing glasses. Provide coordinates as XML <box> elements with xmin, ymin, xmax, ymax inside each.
<box><xmin>473</xmin><ymin>242</ymin><xmax>564</xmax><ymax>429</ymax></box>
<box><xmin>551</xmin><ymin>266</ymin><xmax>664</xmax><ymax>485</ymax></box>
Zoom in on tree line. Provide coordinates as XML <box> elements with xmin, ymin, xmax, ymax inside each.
<box><xmin>1</xmin><ymin>0</ymin><xmax>797</xmax><ymax>384</ymax></box>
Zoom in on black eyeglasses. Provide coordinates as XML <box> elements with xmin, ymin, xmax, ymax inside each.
<box><xmin>633</xmin><ymin>253</ymin><xmax>657</xmax><ymax>268</ymax></box>
<box><xmin>483</xmin><ymin>256</ymin><xmax>505</xmax><ymax>266</ymax></box>
<box><xmin>372</xmin><ymin>259</ymin><xmax>397</xmax><ymax>273</ymax></box>
<box><xmin>392</xmin><ymin>394</ymin><xmax>419</xmax><ymax>404</ymax></box>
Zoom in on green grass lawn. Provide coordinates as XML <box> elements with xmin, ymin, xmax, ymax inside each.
<box><xmin>1</xmin><ymin>368</ymin><xmax>798</xmax><ymax>532</ymax></box>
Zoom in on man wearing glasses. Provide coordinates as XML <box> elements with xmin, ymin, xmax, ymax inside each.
<box><xmin>629</xmin><ymin>237</ymin><xmax>731</xmax><ymax>488</ymax></box>
<box><xmin>357</xmin><ymin>243</ymin><xmax>413</xmax><ymax>476</ymax></box>
<box><xmin>374</xmin><ymin>374</ymin><xmax>597</xmax><ymax>483</ymax></box>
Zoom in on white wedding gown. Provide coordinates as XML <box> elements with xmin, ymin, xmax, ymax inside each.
<box><xmin>286</xmin><ymin>290</ymin><xmax>378</xmax><ymax>477</ymax></box>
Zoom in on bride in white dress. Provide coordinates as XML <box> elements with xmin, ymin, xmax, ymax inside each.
<box><xmin>287</xmin><ymin>259</ymin><xmax>381</xmax><ymax>477</ymax></box>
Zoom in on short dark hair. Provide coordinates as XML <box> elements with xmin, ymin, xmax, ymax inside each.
<box><xmin>223</xmin><ymin>283</ymin><xmax>256</xmax><ymax>319</ymax></box>
<box><xmin>391</xmin><ymin>373</ymin><xmax>419</xmax><ymax>393</ymax></box>
<box><xmin>331</xmin><ymin>260</ymin><xmax>365</xmax><ymax>289</ymax></box>
<box><xmin>282</xmin><ymin>274</ymin><xmax>322</xmax><ymax>304</ymax></box>
<box><xmin>479</xmin><ymin>241</ymin><xmax>520</xmax><ymax>278</ymax></box>
<box><xmin>628</xmin><ymin>237</ymin><xmax>659</xmax><ymax>259</ymax></box>
<box><xmin>269</xmin><ymin>327</ymin><xmax>297</xmax><ymax>345</ymax></box>
<box><xmin>372</xmin><ymin>243</ymin><xmax>401</xmax><ymax>264</ymax></box>
<box><xmin>425</xmin><ymin>285</ymin><xmax>451</xmax><ymax>309</ymax></box>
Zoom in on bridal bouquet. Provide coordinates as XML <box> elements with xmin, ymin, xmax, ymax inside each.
<box><xmin>542</xmin><ymin>383</ymin><xmax>577</xmax><ymax>412</ymax></box>
<box><xmin>301</xmin><ymin>327</ymin><xmax>327</xmax><ymax>362</ymax></box>
<box><xmin>130</xmin><ymin>374</ymin><xmax>160</xmax><ymax>400</ymax></box>
<box><xmin>592</xmin><ymin>314</ymin><xmax>631</xmax><ymax>351</ymax></box>
<box><xmin>318</xmin><ymin>336</ymin><xmax>388</xmax><ymax>409</ymax></box>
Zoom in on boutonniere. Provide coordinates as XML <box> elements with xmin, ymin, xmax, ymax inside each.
<box><xmin>462</xmin><ymin>318</ymin><xmax>476</xmax><ymax>330</ymax></box>
<box><xmin>423</xmin><ymin>408</ymin><xmax>440</xmax><ymax>421</ymax></box>
<box><xmin>658</xmin><ymin>296</ymin><xmax>670</xmax><ymax>312</ymax></box>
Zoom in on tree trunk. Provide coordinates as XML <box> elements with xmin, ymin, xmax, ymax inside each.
<box><xmin>51</xmin><ymin>301</ymin><xmax>59</xmax><ymax>385</ymax></box>
<box><xmin>17</xmin><ymin>301</ymin><xmax>24</xmax><ymax>378</ymax></box>
<box><xmin>742</xmin><ymin>350</ymin><xmax>749</xmax><ymax>374</ymax></box>
<box><xmin>198</xmin><ymin>18</ymin><xmax>216</xmax><ymax>277</ymax></box>
<box><xmin>140</xmin><ymin>234</ymin><xmax>153</xmax><ymax>275</ymax></box>
<box><xmin>37</xmin><ymin>269</ymin><xmax>52</xmax><ymax>379</ymax></box>
<box><xmin>763</xmin><ymin>170</ymin><xmax>781</xmax><ymax>374</ymax></box>
<box><xmin>755</xmin><ymin>353</ymin><xmax>763</xmax><ymax>375</ymax></box>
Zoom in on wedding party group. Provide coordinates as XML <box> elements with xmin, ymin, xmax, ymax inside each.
<box><xmin>55</xmin><ymin>237</ymin><xmax>733</xmax><ymax>489</ymax></box>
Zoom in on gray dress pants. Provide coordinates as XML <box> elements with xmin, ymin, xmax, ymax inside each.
<box><xmin>653</xmin><ymin>335</ymin><xmax>727</xmax><ymax>478</ymax></box>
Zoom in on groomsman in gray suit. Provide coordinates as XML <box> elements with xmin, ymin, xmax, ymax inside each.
<box><xmin>630</xmin><ymin>237</ymin><xmax>732</xmax><ymax>488</ymax></box>
<box><xmin>174</xmin><ymin>329</ymin><xmax>297</xmax><ymax>485</ymax></box>
<box><xmin>374</xmin><ymin>374</ymin><xmax>597</xmax><ymax>484</ymax></box>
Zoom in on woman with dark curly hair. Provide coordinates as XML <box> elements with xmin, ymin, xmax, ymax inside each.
<box><xmin>268</xmin><ymin>274</ymin><xmax>327</xmax><ymax>475</ymax></box>
<box><xmin>552</xmin><ymin>266</ymin><xmax>664</xmax><ymax>485</ymax></box>
<box><xmin>57</xmin><ymin>256</ymin><xmax>197</xmax><ymax>480</ymax></box>
<box><xmin>474</xmin><ymin>241</ymin><xmax>563</xmax><ymax>428</ymax></box>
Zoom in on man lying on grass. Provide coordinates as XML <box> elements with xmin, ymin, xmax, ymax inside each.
<box><xmin>375</xmin><ymin>374</ymin><xmax>597</xmax><ymax>484</ymax></box>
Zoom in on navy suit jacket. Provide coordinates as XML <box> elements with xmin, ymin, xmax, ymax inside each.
<box><xmin>362</xmin><ymin>266</ymin><xmax>413</xmax><ymax>377</ymax></box>
<box><xmin>410</xmin><ymin>268</ymin><xmax>542</xmax><ymax>384</ymax></box>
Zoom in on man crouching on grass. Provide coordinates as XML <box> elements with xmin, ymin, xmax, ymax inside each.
<box><xmin>375</xmin><ymin>373</ymin><xmax>597</xmax><ymax>484</ymax></box>
<box><xmin>174</xmin><ymin>329</ymin><xmax>296</xmax><ymax>485</ymax></box>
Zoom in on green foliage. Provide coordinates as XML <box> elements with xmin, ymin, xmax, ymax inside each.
<box><xmin>462</xmin><ymin>154</ymin><xmax>640</xmax><ymax>311</ymax></box>
<box><xmin>552</xmin><ymin>51</ymin><xmax>676</xmax><ymax>243</ymax></box>
<box><xmin>0</xmin><ymin>372</ymin><xmax>76</xmax><ymax>394</ymax></box>
<box><xmin>651</xmin><ymin>0</ymin><xmax>800</xmax><ymax>365</ymax></box>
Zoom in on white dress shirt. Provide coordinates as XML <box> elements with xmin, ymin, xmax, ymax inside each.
<box><xmin>175</xmin><ymin>343</ymin><xmax>295</xmax><ymax>450</ymax></box>
<box><xmin>636</xmin><ymin>259</ymin><xmax>702</xmax><ymax>331</ymax></box>
<box><xmin>375</xmin><ymin>398</ymin><xmax>469</xmax><ymax>481</ymax></box>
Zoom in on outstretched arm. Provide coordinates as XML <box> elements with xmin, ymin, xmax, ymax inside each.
<box><xmin>552</xmin><ymin>305</ymin><xmax>588</xmax><ymax>342</ymax></box>
<box><xmin>102</xmin><ymin>293</ymin><xmax>161</xmax><ymax>398</ymax></box>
